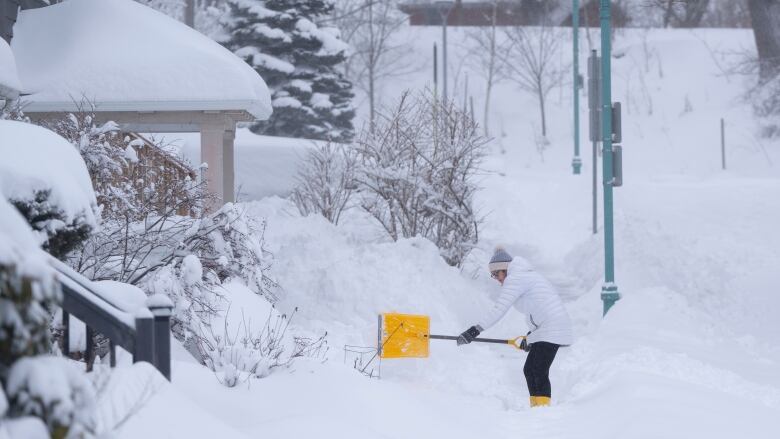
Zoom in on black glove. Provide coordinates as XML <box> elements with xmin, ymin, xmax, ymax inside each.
<box><xmin>519</xmin><ymin>337</ymin><xmax>530</xmax><ymax>352</ymax></box>
<box><xmin>456</xmin><ymin>325</ymin><xmax>482</xmax><ymax>346</ymax></box>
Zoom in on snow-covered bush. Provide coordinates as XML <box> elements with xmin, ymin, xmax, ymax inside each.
<box><xmin>194</xmin><ymin>283</ymin><xmax>327</xmax><ymax>387</ymax></box>
<box><xmin>290</xmin><ymin>141</ymin><xmax>356</xmax><ymax>225</ymax></box>
<box><xmin>38</xmin><ymin>109</ymin><xmax>137</xmax><ymax>220</ymax></box>
<box><xmin>352</xmin><ymin>91</ymin><xmax>487</xmax><ymax>267</ymax></box>
<box><xmin>0</xmin><ymin>196</ymin><xmax>95</xmax><ymax>439</ymax></box>
<box><xmin>5</xmin><ymin>356</ymin><xmax>96</xmax><ymax>438</ymax></box>
<box><xmin>0</xmin><ymin>119</ymin><xmax>99</xmax><ymax>260</ymax></box>
<box><xmin>87</xmin><ymin>202</ymin><xmax>282</xmax><ymax>363</ymax></box>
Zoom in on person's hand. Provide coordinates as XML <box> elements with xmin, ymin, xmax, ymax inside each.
<box><xmin>519</xmin><ymin>337</ymin><xmax>530</xmax><ymax>352</ymax></box>
<box><xmin>456</xmin><ymin>325</ymin><xmax>482</xmax><ymax>346</ymax></box>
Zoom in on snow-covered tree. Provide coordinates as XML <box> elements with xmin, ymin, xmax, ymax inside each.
<box><xmin>224</xmin><ymin>0</ymin><xmax>355</xmax><ymax>142</ymax></box>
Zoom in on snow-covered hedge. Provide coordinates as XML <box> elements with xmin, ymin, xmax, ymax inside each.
<box><xmin>0</xmin><ymin>120</ymin><xmax>98</xmax><ymax>259</ymax></box>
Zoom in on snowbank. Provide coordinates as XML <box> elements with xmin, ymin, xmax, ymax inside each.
<box><xmin>12</xmin><ymin>0</ymin><xmax>271</xmax><ymax>120</ymax></box>
<box><xmin>93</xmin><ymin>362</ymin><xmax>250</xmax><ymax>438</ymax></box>
<box><xmin>0</xmin><ymin>120</ymin><xmax>97</xmax><ymax>231</ymax></box>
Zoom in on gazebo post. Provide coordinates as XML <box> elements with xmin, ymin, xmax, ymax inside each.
<box><xmin>200</xmin><ymin>121</ymin><xmax>226</xmax><ymax>209</ymax></box>
<box><xmin>223</xmin><ymin>127</ymin><xmax>236</xmax><ymax>204</ymax></box>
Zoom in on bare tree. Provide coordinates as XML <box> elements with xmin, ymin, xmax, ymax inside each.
<box><xmin>748</xmin><ymin>0</ymin><xmax>780</xmax><ymax>81</ymax></box>
<box><xmin>465</xmin><ymin>1</ymin><xmax>508</xmax><ymax>137</ymax></box>
<box><xmin>501</xmin><ymin>23</ymin><xmax>566</xmax><ymax>137</ymax></box>
<box><xmin>644</xmin><ymin>0</ymin><xmax>711</xmax><ymax>27</ymax></box>
<box><xmin>328</xmin><ymin>0</ymin><xmax>417</xmax><ymax>130</ymax></box>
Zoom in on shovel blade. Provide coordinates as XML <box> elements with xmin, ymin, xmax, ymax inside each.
<box><xmin>379</xmin><ymin>313</ymin><xmax>430</xmax><ymax>359</ymax></box>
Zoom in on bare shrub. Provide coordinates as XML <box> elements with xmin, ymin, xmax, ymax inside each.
<box><xmin>352</xmin><ymin>91</ymin><xmax>486</xmax><ymax>267</ymax></box>
<box><xmin>501</xmin><ymin>24</ymin><xmax>566</xmax><ymax>137</ymax></box>
<box><xmin>290</xmin><ymin>142</ymin><xmax>357</xmax><ymax>225</ymax></box>
<box><xmin>198</xmin><ymin>307</ymin><xmax>328</xmax><ymax>387</ymax></box>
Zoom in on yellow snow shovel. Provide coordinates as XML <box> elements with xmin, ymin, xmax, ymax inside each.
<box><xmin>377</xmin><ymin>313</ymin><xmax>527</xmax><ymax>359</ymax></box>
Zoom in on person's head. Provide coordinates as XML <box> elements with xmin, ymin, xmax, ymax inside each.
<box><xmin>488</xmin><ymin>246</ymin><xmax>513</xmax><ymax>285</ymax></box>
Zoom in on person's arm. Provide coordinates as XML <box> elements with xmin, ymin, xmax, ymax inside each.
<box><xmin>476</xmin><ymin>276</ymin><xmax>524</xmax><ymax>332</ymax></box>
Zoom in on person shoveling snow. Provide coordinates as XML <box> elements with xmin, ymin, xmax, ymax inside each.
<box><xmin>457</xmin><ymin>247</ymin><xmax>573</xmax><ymax>408</ymax></box>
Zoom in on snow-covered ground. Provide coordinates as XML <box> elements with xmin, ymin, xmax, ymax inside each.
<box><xmin>121</xmin><ymin>27</ymin><xmax>780</xmax><ymax>438</ymax></box>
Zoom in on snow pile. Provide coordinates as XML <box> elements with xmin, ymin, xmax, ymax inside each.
<box><xmin>12</xmin><ymin>0</ymin><xmax>271</xmax><ymax>119</ymax></box>
<box><xmin>0</xmin><ymin>38</ymin><xmax>20</xmax><ymax>98</ymax></box>
<box><xmin>93</xmin><ymin>362</ymin><xmax>251</xmax><ymax>438</ymax></box>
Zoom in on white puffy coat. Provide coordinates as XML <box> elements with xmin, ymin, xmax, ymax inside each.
<box><xmin>477</xmin><ymin>259</ymin><xmax>573</xmax><ymax>346</ymax></box>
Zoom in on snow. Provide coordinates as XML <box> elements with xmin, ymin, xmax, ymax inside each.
<box><xmin>94</xmin><ymin>362</ymin><xmax>250</xmax><ymax>439</ymax></box>
<box><xmin>93</xmin><ymin>281</ymin><xmax>149</xmax><ymax>315</ymax></box>
<box><xmin>290</xmin><ymin>79</ymin><xmax>313</xmax><ymax>93</ymax></box>
<box><xmin>235</xmin><ymin>47</ymin><xmax>295</xmax><ymax>74</ymax></box>
<box><xmin>145</xmin><ymin>294</ymin><xmax>174</xmax><ymax>310</ymax></box>
<box><xmin>311</xmin><ymin>92</ymin><xmax>334</xmax><ymax>109</ymax></box>
<box><xmin>131</xmin><ymin>25</ymin><xmax>780</xmax><ymax>439</ymax></box>
<box><xmin>6</xmin><ymin>356</ymin><xmax>95</xmax><ymax>434</ymax></box>
<box><xmin>12</xmin><ymin>21</ymin><xmax>775</xmax><ymax>439</ymax></box>
<box><xmin>0</xmin><ymin>417</ymin><xmax>48</xmax><ymax>439</ymax></box>
<box><xmin>179</xmin><ymin>254</ymin><xmax>202</xmax><ymax>287</ymax></box>
<box><xmin>0</xmin><ymin>38</ymin><xmax>21</xmax><ymax>98</ymax></box>
<box><xmin>0</xmin><ymin>194</ymin><xmax>48</xmax><ymax>277</ymax></box>
<box><xmin>295</xmin><ymin>18</ymin><xmax>349</xmax><ymax>56</ymax></box>
<box><xmin>11</xmin><ymin>0</ymin><xmax>271</xmax><ymax>120</ymax></box>
<box><xmin>0</xmin><ymin>120</ymin><xmax>97</xmax><ymax>232</ymax></box>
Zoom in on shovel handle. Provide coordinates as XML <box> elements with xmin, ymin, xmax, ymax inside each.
<box><xmin>428</xmin><ymin>334</ymin><xmax>526</xmax><ymax>349</ymax></box>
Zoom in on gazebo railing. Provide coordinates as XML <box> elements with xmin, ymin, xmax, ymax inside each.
<box><xmin>49</xmin><ymin>258</ymin><xmax>172</xmax><ymax>380</ymax></box>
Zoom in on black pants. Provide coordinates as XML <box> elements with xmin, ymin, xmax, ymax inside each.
<box><xmin>523</xmin><ymin>341</ymin><xmax>560</xmax><ymax>397</ymax></box>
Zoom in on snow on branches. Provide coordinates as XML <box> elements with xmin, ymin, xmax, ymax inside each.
<box><xmin>352</xmin><ymin>92</ymin><xmax>487</xmax><ymax>267</ymax></box>
<box><xmin>292</xmin><ymin>91</ymin><xmax>487</xmax><ymax>267</ymax></box>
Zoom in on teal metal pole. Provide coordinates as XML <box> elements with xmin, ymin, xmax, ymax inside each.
<box><xmin>572</xmin><ymin>0</ymin><xmax>582</xmax><ymax>174</ymax></box>
<box><xmin>600</xmin><ymin>0</ymin><xmax>620</xmax><ymax>316</ymax></box>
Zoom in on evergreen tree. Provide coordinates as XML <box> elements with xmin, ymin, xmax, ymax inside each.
<box><xmin>225</xmin><ymin>0</ymin><xmax>355</xmax><ymax>142</ymax></box>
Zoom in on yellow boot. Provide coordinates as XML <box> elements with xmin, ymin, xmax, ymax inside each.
<box><xmin>529</xmin><ymin>396</ymin><xmax>538</xmax><ymax>407</ymax></box>
<box><xmin>535</xmin><ymin>396</ymin><xmax>551</xmax><ymax>407</ymax></box>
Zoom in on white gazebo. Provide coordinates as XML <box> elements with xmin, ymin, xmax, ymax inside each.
<box><xmin>10</xmin><ymin>0</ymin><xmax>272</xmax><ymax>207</ymax></box>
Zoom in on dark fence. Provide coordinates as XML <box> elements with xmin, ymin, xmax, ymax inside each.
<box><xmin>49</xmin><ymin>258</ymin><xmax>172</xmax><ymax>380</ymax></box>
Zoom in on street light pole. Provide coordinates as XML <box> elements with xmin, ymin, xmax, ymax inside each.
<box><xmin>600</xmin><ymin>0</ymin><xmax>620</xmax><ymax>316</ymax></box>
<box><xmin>572</xmin><ymin>0</ymin><xmax>582</xmax><ymax>175</ymax></box>
<box><xmin>436</xmin><ymin>1</ymin><xmax>454</xmax><ymax>103</ymax></box>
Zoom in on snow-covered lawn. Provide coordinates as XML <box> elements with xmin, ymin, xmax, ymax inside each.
<box><xmin>119</xmin><ymin>27</ymin><xmax>780</xmax><ymax>438</ymax></box>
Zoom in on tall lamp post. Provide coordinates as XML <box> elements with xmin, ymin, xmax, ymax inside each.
<box><xmin>572</xmin><ymin>0</ymin><xmax>582</xmax><ymax>175</ymax></box>
<box><xmin>435</xmin><ymin>1</ymin><xmax>455</xmax><ymax>103</ymax></box>
<box><xmin>599</xmin><ymin>0</ymin><xmax>620</xmax><ymax>316</ymax></box>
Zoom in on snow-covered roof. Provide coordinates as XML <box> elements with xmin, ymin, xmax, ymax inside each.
<box><xmin>11</xmin><ymin>0</ymin><xmax>271</xmax><ymax>120</ymax></box>
<box><xmin>0</xmin><ymin>38</ymin><xmax>21</xmax><ymax>99</ymax></box>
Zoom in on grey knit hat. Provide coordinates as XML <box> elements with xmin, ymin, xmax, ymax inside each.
<box><xmin>488</xmin><ymin>246</ymin><xmax>513</xmax><ymax>272</ymax></box>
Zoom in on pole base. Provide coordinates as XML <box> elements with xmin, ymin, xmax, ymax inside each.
<box><xmin>572</xmin><ymin>156</ymin><xmax>582</xmax><ymax>175</ymax></box>
<box><xmin>601</xmin><ymin>284</ymin><xmax>620</xmax><ymax>316</ymax></box>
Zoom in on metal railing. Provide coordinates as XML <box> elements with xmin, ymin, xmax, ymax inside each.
<box><xmin>49</xmin><ymin>258</ymin><xmax>172</xmax><ymax>380</ymax></box>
